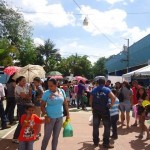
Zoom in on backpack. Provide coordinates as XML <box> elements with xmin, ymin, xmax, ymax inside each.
<box><xmin>92</xmin><ymin>87</ymin><xmax>109</xmax><ymax>115</ymax></box>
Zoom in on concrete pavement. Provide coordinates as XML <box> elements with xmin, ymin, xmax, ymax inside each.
<box><xmin>0</xmin><ymin>108</ymin><xmax>150</xmax><ymax>150</ymax></box>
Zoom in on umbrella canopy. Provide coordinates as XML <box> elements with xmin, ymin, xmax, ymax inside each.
<box><xmin>46</xmin><ymin>71</ymin><xmax>62</xmax><ymax>77</ymax></box>
<box><xmin>48</xmin><ymin>75</ymin><xmax>63</xmax><ymax>80</ymax></box>
<box><xmin>75</xmin><ymin>76</ymin><xmax>87</xmax><ymax>83</ymax></box>
<box><xmin>4</xmin><ymin>66</ymin><xmax>21</xmax><ymax>76</ymax></box>
<box><xmin>13</xmin><ymin>64</ymin><xmax>45</xmax><ymax>82</ymax></box>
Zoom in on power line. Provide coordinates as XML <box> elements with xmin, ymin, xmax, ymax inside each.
<box><xmin>72</xmin><ymin>0</ymin><xmax>121</xmax><ymax>50</ymax></box>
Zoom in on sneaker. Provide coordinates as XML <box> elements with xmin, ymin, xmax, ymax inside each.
<box><xmin>1</xmin><ymin>125</ymin><xmax>11</xmax><ymax>130</ymax></box>
<box><xmin>12</xmin><ymin>139</ymin><xmax>19</xmax><ymax>144</ymax></box>
<box><xmin>103</xmin><ymin>144</ymin><xmax>114</xmax><ymax>149</ymax></box>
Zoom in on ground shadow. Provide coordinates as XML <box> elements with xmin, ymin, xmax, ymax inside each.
<box><xmin>129</xmin><ymin>138</ymin><xmax>150</xmax><ymax>150</ymax></box>
<box><xmin>0</xmin><ymin>139</ymin><xmax>18</xmax><ymax>150</ymax></box>
<box><xmin>78</xmin><ymin>140</ymin><xmax>116</xmax><ymax>150</ymax></box>
<box><xmin>69</xmin><ymin>108</ymin><xmax>91</xmax><ymax>113</ymax></box>
<box><xmin>117</xmin><ymin>125</ymin><xmax>140</xmax><ymax>135</ymax></box>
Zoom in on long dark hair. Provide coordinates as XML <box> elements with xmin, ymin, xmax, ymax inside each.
<box><xmin>123</xmin><ymin>81</ymin><xmax>130</xmax><ymax>90</ymax></box>
<box><xmin>16</xmin><ymin>76</ymin><xmax>25</xmax><ymax>84</ymax></box>
<box><xmin>136</xmin><ymin>87</ymin><xmax>147</xmax><ymax>100</ymax></box>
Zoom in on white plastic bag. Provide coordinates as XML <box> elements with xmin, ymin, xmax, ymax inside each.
<box><xmin>89</xmin><ymin>115</ymin><xmax>93</xmax><ymax>126</ymax></box>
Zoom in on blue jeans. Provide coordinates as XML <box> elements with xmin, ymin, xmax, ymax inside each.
<box><xmin>93</xmin><ymin>111</ymin><xmax>110</xmax><ymax>145</ymax></box>
<box><xmin>13</xmin><ymin>105</ymin><xmax>26</xmax><ymax>139</ymax></box>
<box><xmin>0</xmin><ymin>101</ymin><xmax>7</xmax><ymax>128</ymax></box>
<box><xmin>110</xmin><ymin>114</ymin><xmax>119</xmax><ymax>137</ymax></box>
<box><xmin>41</xmin><ymin>117</ymin><xmax>63</xmax><ymax>150</ymax></box>
<box><xmin>19</xmin><ymin>141</ymin><xmax>34</xmax><ymax>150</ymax></box>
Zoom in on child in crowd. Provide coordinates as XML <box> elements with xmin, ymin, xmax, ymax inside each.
<box><xmin>32</xmin><ymin>77</ymin><xmax>44</xmax><ymax>139</ymax></box>
<box><xmin>18</xmin><ymin>104</ymin><xmax>45</xmax><ymax>150</ymax></box>
<box><xmin>71</xmin><ymin>87</ymin><xmax>76</xmax><ymax>106</ymax></box>
<box><xmin>108</xmin><ymin>89</ymin><xmax>120</xmax><ymax>139</ymax></box>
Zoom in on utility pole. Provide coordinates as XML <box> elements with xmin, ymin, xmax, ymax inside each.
<box><xmin>127</xmin><ymin>39</ymin><xmax>129</xmax><ymax>73</ymax></box>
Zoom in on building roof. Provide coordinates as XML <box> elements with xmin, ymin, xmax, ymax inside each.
<box><xmin>106</xmin><ymin>34</ymin><xmax>150</xmax><ymax>73</ymax></box>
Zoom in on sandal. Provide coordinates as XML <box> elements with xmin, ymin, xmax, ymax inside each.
<box><xmin>132</xmin><ymin>123</ymin><xmax>137</xmax><ymax>126</ymax></box>
<box><xmin>137</xmin><ymin>134</ymin><xmax>143</xmax><ymax>139</ymax></box>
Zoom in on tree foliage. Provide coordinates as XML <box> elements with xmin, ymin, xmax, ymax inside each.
<box><xmin>0</xmin><ymin>0</ymin><xmax>35</xmax><ymax>66</ymax></box>
<box><xmin>0</xmin><ymin>38</ymin><xmax>18</xmax><ymax>66</ymax></box>
<box><xmin>58</xmin><ymin>54</ymin><xmax>92</xmax><ymax>78</ymax></box>
<box><xmin>92</xmin><ymin>57</ymin><xmax>106</xmax><ymax>76</ymax></box>
<box><xmin>36</xmin><ymin>39</ymin><xmax>61</xmax><ymax>72</ymax></box>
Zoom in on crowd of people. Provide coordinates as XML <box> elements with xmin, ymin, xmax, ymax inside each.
<box><xmin>0</xmin><ymin>75</ymin><xmax>150</xmax><ymax>150</ymax></box>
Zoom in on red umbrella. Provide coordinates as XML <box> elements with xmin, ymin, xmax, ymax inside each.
<box><xmin>4</xmin><ymin>66</ymin><xmax>21</xmax><ymax>76</ymax></box>
<box><xmin>48</xmin><ymin>75</ymin><xmax>63</xmax><ymax>80</ymax></box>
<box><xmin>75</xmin><ymin>76</ymin><xmax>87</xmax><ymax>83</ymax></box>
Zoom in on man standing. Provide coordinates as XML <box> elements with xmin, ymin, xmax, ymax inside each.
<box><xmin>77</xmin><ymin>80</ymin><xmax>86</xmax><ymax>110</ymax></box>
<box><xmin>90</xmin><ymin>77</ymin><xmax>115</xmax><ymax>148</ymax></box>
<box><xmin>0</xmin><ymin>83</ymin><xmax>11</xmax><ymax>129</ymax></box>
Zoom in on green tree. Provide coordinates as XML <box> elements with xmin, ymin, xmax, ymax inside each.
<box><xmin>36</xmin><ymin>39</ymin><xmax>61</xmax><ymax>72</ymax></box>
<box><xmin>0</xmin><ymin>38</ymin><xmax>18</xmax><ymax>66</ymax></box>
<box><xmin>17</xmin><ymin>38</ymin><xmax>37</xmax><ymax>66</ymax></box>
<box><xmin>58</xmin><ymin>54</ymin><xmax>92</xmax><ymax>78</ymax></box>
<box><xmin>0</xmin><ymin>1</ymin><xmax>35</xmax><ymax>66</ymax></box>
<box><xmin>92</xmin><ymin>57</ymin><xmax>106</xmax><ymax>76</ymax></box>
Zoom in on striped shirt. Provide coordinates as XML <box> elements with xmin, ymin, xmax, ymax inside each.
<box><xmin>108</xmin><ymin>97</ymin><xmax>119</xmax><ymax>116</ymax></box>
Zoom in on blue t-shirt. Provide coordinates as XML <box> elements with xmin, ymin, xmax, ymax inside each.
<box><xmin>42</xmin><ymin>88</ymin><xmax>66</xmax><ymax>118</ymax></box>
<box><xmin>91</xmin><ymin>85</ymin><xmax>111</xmax><ymax>97</ymax></box>
<box><xmin>91</xmin><ymin>85</ymin><xmax>111</xmax><ymax>114</ymax></box>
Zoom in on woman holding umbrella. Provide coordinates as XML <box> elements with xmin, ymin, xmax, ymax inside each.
<box><xmin>12</xmin><ymin>76</ymin><xmax>32</xmax><ymax>144</ymax></box>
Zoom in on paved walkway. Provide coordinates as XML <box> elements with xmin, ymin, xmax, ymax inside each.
<box><xmin>0</xmin><ymin>108</ymin><xmax>150</xmax><ymax>150</ymax></box>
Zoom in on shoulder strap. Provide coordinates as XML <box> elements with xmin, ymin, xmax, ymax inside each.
<box><xmin>60</xmin><ymin>88</ymin><xmax>65</xmax><ymax>98</ymax></box>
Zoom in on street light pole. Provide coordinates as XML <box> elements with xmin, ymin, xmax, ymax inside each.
<box><xmin>127</xmin><ymin>39</ymin><xmax>129</xmax><ymax>73</ymax></box>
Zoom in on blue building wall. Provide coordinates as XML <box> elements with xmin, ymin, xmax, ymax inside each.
<box><xmin>106</xmin><ymin>34</ymin><xmax>150</xmax><ymax>74</ymax></box>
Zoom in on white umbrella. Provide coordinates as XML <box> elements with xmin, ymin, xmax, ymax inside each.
<box><xmin>13</xmin><ymin>64</ymin><xmax>45</xmax><ymax>83</ymax></box>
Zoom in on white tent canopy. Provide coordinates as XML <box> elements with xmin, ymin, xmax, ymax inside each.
<box><xmin>123</xmin><ymin>65</ymin><xmax>150</xmax><ymax>81</ymax></box>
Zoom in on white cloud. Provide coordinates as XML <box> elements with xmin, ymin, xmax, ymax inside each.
<box><xmin>96</xmin><ymin>0</ymin><xmax>135</xmax><ymax>4</ymax></box>
<box><xmin>10</xmin><ymin>0</ymin><xmax>76</xmax><ymax>27</ymax></box>
<box><xmin>80</xmin><ymin>6</ymin><xmax>127</xmax><ymax>35</ymax></box>
<box><xmin>34</xmin><ymin>38</ymin><xmax>44</xmax><ymax>46</ymax></box>
<box><xmin>105</xmin><ymin>0</ymin><xmax>124</xmax><ymax>5</ymax></box>
<box><xmin>58</xmin><ymin>39</ymin><xmax>123</xmax><ymax>64</ymax></box>
<box><xmin>122</xmin><ymin>27</ymin><xmax>150</xmax><ymax>45</ymax></box>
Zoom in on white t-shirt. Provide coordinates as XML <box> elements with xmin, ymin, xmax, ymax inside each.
<box><xmin>15</xmin><ymin>84</ymin><xmax>29</xmax><ymax>97</ymax></box>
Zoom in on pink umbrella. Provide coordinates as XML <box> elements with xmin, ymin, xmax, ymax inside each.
<box><xmin>48</xmin><ymin>75</ymin><xmax>63</xmax><ymax>80</ymax></box>
<box><xmin>75</xmin><ymin>76</ymin><xmax>87</xmax><ymax>83</ymax></box>
<box><xmin>4</xmin><ymin>66</ymin><xmax>21</xmax><ymax>76</ymax></box>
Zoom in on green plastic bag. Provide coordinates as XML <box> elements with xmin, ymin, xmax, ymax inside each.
<box><xmin>63</xmin><ymin>120</ymin><xmax>73</xmax><ymax>137</ymax></box>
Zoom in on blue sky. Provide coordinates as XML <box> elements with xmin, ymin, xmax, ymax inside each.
<box><xmin>7</xmin><ymin>0</ymin><xmax>150</xmax><ymax>63</ymax></box>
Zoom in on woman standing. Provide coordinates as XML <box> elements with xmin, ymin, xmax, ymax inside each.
<box><xmin>41</xmin><ymin>78</ymin><xmax>70</xmax><ymax>150</ymax></box>
<box><xmin>12</xmin><ymin>76</ymin><xmax>31</xmax><ymax>143</ymax></box>
<box><xmin>5</xmin><ymin>78</ymin><xmax>16</xmax><ymax>125</ymax></box>
<box><xmin>136</xmin><ymin>87</ymin><xmax>149</xmax><ymax>139</ymax></box>
<box><xmin>119</xmin><ymin>81</ymin><xmax>133</xmax><ymax>128</ymax></box>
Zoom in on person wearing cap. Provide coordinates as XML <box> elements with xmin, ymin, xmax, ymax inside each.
<box><xmin>90</xmin><ymin>77</ymin><xmax>115</xmax><ymax>148</ymax></box>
